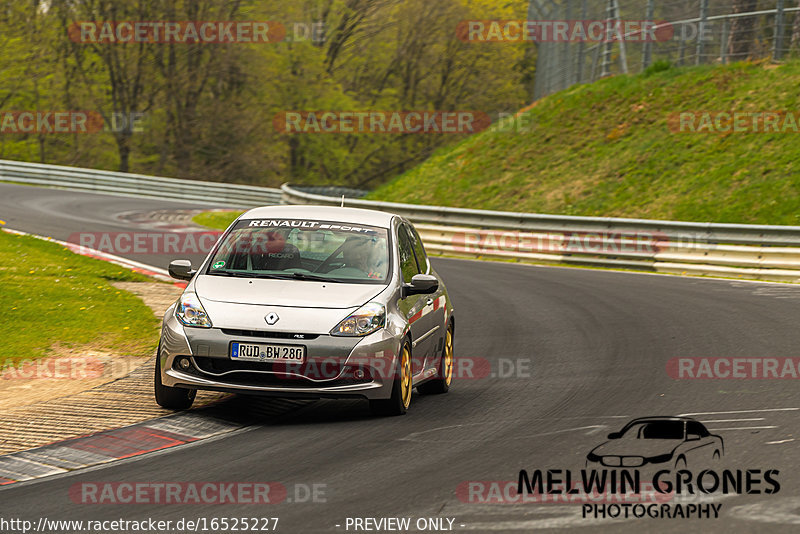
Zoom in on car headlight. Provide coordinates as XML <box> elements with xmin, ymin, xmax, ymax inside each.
<box><xmin>176</xmin><ymin>292</ymin><xmax>212</xmax><ymax>328</ymax></box>
<box><xmin>331</xmin><ymin>302</ymin><xmax>385</xmax><ymax>337</ymax></box>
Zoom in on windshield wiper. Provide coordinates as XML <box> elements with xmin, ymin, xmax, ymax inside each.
<box><xmin>291</xmin><ymin>272</ymin><xmax>344</xmax><ymax>283</ymax></box>
<box><xmin>208</xmin><ymin>271</ymin><xmax>294</xmax><ymax>280</ymax></box>
<box><xmin>207</xmin><ymin>270</ymin><xmax>253</xmax><ymax>277</ymax></box>
<box><xmin>207</xmin><ymin>270</ymin><xmax>343</xmax><ymax>282</ymax></box>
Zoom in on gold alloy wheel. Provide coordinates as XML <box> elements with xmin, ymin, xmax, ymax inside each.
<box><xmin>400</xmin><ymin>344</ymin><xmax>412</xmax><ymax>409</ymax></box>
<box><xmin>443</xmin><ymin>327</ymin><xmax>454</xmax><ymax>386</ymax></box>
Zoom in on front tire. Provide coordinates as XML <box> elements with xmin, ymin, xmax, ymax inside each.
<box><xmin>154</xmin><ymin>345</ymin><xmax>196</xmax><ymax>410</ymax></box>
<box><xmin>370</xmin><ymin>340</ymin><xmax>412</xmax><ymax>416</ymax></box>
<box><xmin>418</xmin><ymin>323</ymin><xmax>453</xmax><ymax>395</ymax></box>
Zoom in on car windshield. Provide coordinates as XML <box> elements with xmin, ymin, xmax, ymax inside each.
<box><xmin>205</xmin><ymin>218</ymin><xmax>390</xmax><ymax>284</ymax></box>
<box><xmin>623</xmin><ymin>421</ymin><xmax>685</xmax><ymax>440</ymax></box>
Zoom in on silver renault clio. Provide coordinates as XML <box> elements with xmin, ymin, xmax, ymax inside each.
<box><xmin>156</xmin><ymin>205</ymin><xmax>454</xmax><ymax>415</ymax></box>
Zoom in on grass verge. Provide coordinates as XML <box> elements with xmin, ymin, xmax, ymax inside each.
<box><xmin>370</xmin><ymin>60</ymin><xmax>800</xmax><ymax>226</ymax></box>
<box><xmin>1</xmin><ymin>230</ymin><xmax>161</xmax><ymax>365</ymax></box>
<box><xmin>192</xmin><ymin>210</ymin><xmax>242</xmax><ymax>230</ymax></box>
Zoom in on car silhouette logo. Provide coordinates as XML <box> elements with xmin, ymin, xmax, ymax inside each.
<box><xmin>265</xmin><ymin>312</ymin><xmax>279</xmax><ymax>325</ymax></box>
<box><xmin>586</xmin><ymin>416</ymin><xmax>724</xmax><ymax>470</ymax></box>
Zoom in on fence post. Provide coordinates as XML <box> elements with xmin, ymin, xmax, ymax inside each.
<box><xmin>642</xmin><ymin>0</ymin><xmax>655</xmax><ymax>70</ymax></box>
<box><xmin>561</xmin><ymin>0</ymin><xmax>573</xmax><ymax>89</ymax></box>
<box><xmin>720</xmin><ymin>18</ymin><xmax>730</xmax><ymax>64</ymax></box>
<box><xmin>591</xmin><ymin>42</ymin><xmax>601</xmax><ymax>81</ymax></box>
<box><xmin>696</xmin><ymin>0</ymin><xmax>709</xmax><ymax>65</ymax></box>
<box><xmin>576</xmin><ymin>0</ymin><xmax>588</xmax><ymax>84</ymax></box>
<box><xmin>529</xmin><ymin>0</ymin><xmax>551</xmax><ymax>100</ymax></box>
<box><xmin>774</xmin><ymin>0</ymin><xmax>786</xmax><ymax>61</ymax></box>
<box><xmin>601</xmin><ymin>0</ymin><xmax>614</xmax><ymax>77</ymax></box>
<box><xmin>614</xmin><ymin>0</ymin><xmax>628</xmax><ymax>74</ymax></box>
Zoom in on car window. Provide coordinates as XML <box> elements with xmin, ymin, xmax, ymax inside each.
<box><xmin>206</xmin><ymin>219</ymin><xmax>390</xmax><ymax>284</ymax></box>
<box><xmin>407</xmin><ymin>224</ymin><xmax>429</xmax><ymax>274</ymax></box>
<box><xmin>686</xmin><ymin>421</ymin><xmax>709</xmax><ymax>437</ymax></box>
<box><xmin>636</xmin><ymin>421</ymin><xmax>685</xmax><ymax>440</ymax></box>
<box><xmin>397</xmin><ymin>225</ymin><xmax>420</xmax><ymax>284</ymax></box>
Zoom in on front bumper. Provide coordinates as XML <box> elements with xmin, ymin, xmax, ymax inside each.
<box><xmin>159</xmin><ymin>309</ymin><xmax>399</xmax><ymax>400</ymax></box>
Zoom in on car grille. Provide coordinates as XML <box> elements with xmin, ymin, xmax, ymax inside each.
<box><xmin>221</xmin><ymin>329</ymin><xmax>319</xmax><ymax>340</ymax></box>
<box><xmin>600</xmin><ymin>456</ymin><xmax>644</xmax><ymax>467</ymax></box>
<box><xmin>188</xmin><ymin>357</ymin><xmax>372</xmax><ymax>387</ymax></box>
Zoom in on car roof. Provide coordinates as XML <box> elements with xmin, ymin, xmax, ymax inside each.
<box><xmin>624</xmin><ymin>416</ymin><xmax>699</xmax><ymax>425</ymax></box>
<box><xmin>239</xmin><ymin>204</ymin><xmax>397</xmax><ymax>228</ymax></box>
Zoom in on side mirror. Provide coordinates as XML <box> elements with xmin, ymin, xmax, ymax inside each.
<box><xmin>687</xmin><ymin>433</ymin><xmax>701</xmax><ymax>441</ymax></box>
<box><xmin>169</xmin><ymin>259</ymin><xmax>195</xmax><ymax>281</ymax></box>
<box><xmin>402</xmin><ymin>274</ymin><xmax>438</xmax><ymax>298</ymax></box>
<box><xmin>607</xmin><ymin>432</ymin><xmax>622</xmax><ymax>440</ymax></box>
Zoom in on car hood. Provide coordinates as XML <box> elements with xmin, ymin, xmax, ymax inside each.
<box><xmin>195</xmin><ymin>275</ymin><xmax>385</xmax><ymax>309</ymax></box>
<box><xmin>591</xmin><ymin>438</ymin><xmax>681</xmax><ymax>458</ymax></box>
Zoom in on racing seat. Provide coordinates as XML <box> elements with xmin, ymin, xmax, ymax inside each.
<box><xmin>251</xmin><ymin>242</ymin><xmax>302</xmax><ymax>270</ymax></box>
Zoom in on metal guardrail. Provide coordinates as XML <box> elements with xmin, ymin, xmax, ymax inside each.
<box><xmin>282</xmin><ymin>184</ymin><xmax>800</xmax><ymax>283</ymax></box>
<box><xmin>0</xmin><ymin>159</ymin><xmax>282</xmax><ymax>207</ymax></box>
<box><xmin>2</xmin><ymin>159</ymin><xmax>798</xmax><ymax>283</ymax></box>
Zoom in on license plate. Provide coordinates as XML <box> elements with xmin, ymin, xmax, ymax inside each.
<box><xmin>230</xmin><ymin>342</ymin><xmax>306</xmax><ymax>363</ymax></box>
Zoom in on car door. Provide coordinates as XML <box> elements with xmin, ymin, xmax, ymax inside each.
<box><xmin>407</xmin><ymin>223</ymin><xmax>446</xmax><ymax>368</ymax></box>
<box><xmin>396</xmin><ymin>223</ymin><xmax>429</xmax><ymax>376</ymax></box>
<box><xmin>684</xmin><ymin>420</ymin><xmax>716</xmax><ymax>464</ymax></box>
<box><xmin>400</xmin><ymin>222</ymin><xmax>442</xmax><ymax>374</ymax></box>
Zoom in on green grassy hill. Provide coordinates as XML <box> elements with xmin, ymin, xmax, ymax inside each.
<box><xmin>369</xmin><ymin>60</ymin><xmax>800</xmax><ymax>225</ymax></box>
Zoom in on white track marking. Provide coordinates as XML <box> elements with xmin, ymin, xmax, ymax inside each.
<box><xmin>706</xmin><ymin>426</ymin><xmax>778</xmax><ymax>431</ymax></box>
<box><xmin>401</xmin><ymin>424</ymin><xmax>610</xmax><ymax>443</ymax></box>
<box><xmin>699</xmin><ymin>418</ymin><xmax>765</xmax><ymax>423</ymax></box>
<box><xmin>679</xmin><ymin>408</ymin><xmax>799</xmax><ymax>417</ymax></box>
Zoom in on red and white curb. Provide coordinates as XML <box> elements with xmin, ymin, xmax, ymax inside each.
<box><xmin>0</xmin><ymin>222</ymin><xmax>220</xmax><ymax>486</ymax></box>
<box><xmin>0</xmin><ymin>413</ymin><xmax>243</xmax><ymax>486</ymax></box>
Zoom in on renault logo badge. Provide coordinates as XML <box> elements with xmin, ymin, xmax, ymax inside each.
<box><xmin>265</xmin><ymin>312</ymin><xmax>279</xmax><ymax>325</ymax></box>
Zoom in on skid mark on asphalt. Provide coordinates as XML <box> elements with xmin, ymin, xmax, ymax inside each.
<box><xmin>728</xmin><ymin>498</ymin><xmax>800</xmax><ymax>525</ymax></box>
<box><xmin>113</xmin><ymin>209</ymin><xmax>212</xmax><ymax>232</ymax></box>
<box><xmin>399</xmin><ymin>416</ymin><xmax>630</xmax><ymax>443</ymax></box>
<box><xmin>729</xmin><ymin>283</ymin><xmax>800</xmax><ymax>299</ymax></box>
<box><xmin>400</xmin><ymin>423</ymin><xmax>614</xmax><ymax>443</ymax></box>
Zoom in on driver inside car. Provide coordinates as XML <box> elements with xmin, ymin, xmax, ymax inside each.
<box><xmin>339</xmin><ymin>235</ymin><xmax>385</xmax><ymax>279</ymax></box>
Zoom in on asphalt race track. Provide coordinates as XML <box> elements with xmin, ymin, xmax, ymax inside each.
<box><xmin>2</xmin><ymin>182</ymin><xmax>800</xmax><ymax>532</ymax></box>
